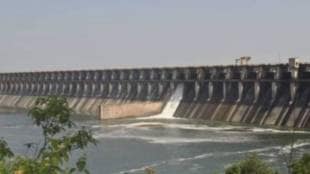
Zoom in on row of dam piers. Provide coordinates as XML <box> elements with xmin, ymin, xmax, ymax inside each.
<box><xmin>0</xmin><ymin>58</ymin><xmax>310</xmax><ymax>128</ymax></box>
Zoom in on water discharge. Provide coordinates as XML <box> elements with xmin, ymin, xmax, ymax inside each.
<box><xmin>140</xmin><ymin>84</ymin><xmax>184</xmax><ymax>119</ymax></box>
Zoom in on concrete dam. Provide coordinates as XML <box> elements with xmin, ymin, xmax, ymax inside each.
<box><xmin>0</xmin><ymin>58</ymin><xmax>310</xmax><ymax>128</ymax></box>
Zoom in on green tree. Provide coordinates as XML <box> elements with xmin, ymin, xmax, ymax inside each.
<box><xmin>225</xmin><ymin>153</ymin><xmax>278</xmax><ymax>174</ymax></box>
<box><xmin>0</xmin><ymin>96</ymin><xmax>97</xmax><ymax>174</ymax></box>
<box><xmin>291</xmin><ymin>153</ymin><xmax>310</xmax><ymax>174</ymax></box>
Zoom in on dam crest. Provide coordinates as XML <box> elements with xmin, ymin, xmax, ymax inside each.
<box><xmin>0</xmin><ymin>58</ymin><xmax>310</xmax><ymax>128</ymax></box>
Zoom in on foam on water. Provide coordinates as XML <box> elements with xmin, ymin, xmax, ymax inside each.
<box><xmin>92</xmin><ymin>121</ymin><xmax>310</xmax><ymax>135</ymax></box>
<box><xmin>116</xmin><ymin>160</ymin><xmax>167</xmax><ymax>174</ymax></box>
<box><xmin>94</xmin><ymin>130</ymin><xmax>257</xmax><ymax>144</ymax></box>
<box><xmin>92</xmin><ymin>119</ymin><xmax>310</xmax><ymax>145</ymax></box>
<box><xmin>116</xmin><ymin>153</ymin><xmax>214</xmax><ymax>174</ymax></box>
<box><xmin>123</xmin><ymin>122</ymin><xmax>243</xmax><ymax>131</ymax></box>
<box><xmin>115</xmin><ymin>141</ymin><xmax>310</xmax><ymax>174</ymax></box>
<box><xmin>251</xmin><ymin>127</ymin><xmax>310</xmax><ymax>134</ymax></box>
<box><xmin>280</xmin><ymin>141</ymin><xmax>310</xmax><ymax>153</ymax></box>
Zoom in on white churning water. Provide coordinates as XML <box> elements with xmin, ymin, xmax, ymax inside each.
<box><xmin>143</xmin><ymin>84</ymin><xmax>184</xmax><ymax>119</ymax></box>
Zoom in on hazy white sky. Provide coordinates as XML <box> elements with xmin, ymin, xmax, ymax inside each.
<box><xmin>0</xmin><ymin>0</ymin><xmax>310</xmax><ymax>72</ymax></box>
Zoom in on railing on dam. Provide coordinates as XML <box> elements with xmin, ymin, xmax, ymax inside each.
<box><xmin>0</xmin><ymin>61</ymin><xmax>309</xmax><ymax>128</ymax></box>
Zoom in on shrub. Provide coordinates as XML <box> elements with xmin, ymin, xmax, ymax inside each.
<box><xmin>291</xmin><ymin>153</ymin><xmax>310</xmax><ymax>174</ymax></box>
<box><xmin>0</xmin><ymin>96</ymin><xmax>97</xmax><ymax>174</ymax></box>
<box><xmin>225</xmin><ymin>154</ymin><xmax>278</xmax><ymax>174</ymax></box>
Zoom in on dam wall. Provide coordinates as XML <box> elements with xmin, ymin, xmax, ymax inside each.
<box><xmin>0</xmin><ymin>60</ymin><xmax>310</xmax><ymax>128</ymax></box>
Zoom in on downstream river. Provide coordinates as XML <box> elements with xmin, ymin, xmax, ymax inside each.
<box><xmin>0</xmin><ymin>111</ymin><xmax>309</xmax><ymax>174</ymax></box>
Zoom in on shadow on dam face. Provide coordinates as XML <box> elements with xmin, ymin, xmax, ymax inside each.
<box><xmin>0</xmin><ymin>62</ymin><xmax>310</xmax><ymax>128</ymax></box>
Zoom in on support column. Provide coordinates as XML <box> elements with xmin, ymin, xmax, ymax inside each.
<box><xmin>126</xmin><ymin>83</ymin><xmax>132</xmax><ymax>99</ymax></box>
<box><xmin>271</xmin><ymin>67</ymin><xmax>280</xmax><ymax>102</ymax></box>
<box><xmin>254</xmin><ymin>68</ymin><xmax>262</xmax><ymax>102</ymax></box>
<box><xmin>107</xmin><ymin>83</ymin><xmax>113</xmax><ymax>98</ymax></box>
<box><xmin>170</xmin><ymin>82</ymin><xmax>175</xmax><ymax>91</ymax></box>
<box><xmin>237</xmin><ymin>81</ymin><xmax>243</xmax><ymax>102</ymax></box>
<box><xmin>237</xmin><ymin>68</ymin><xmax>247</xmax><ymax>102</ymax></box>
<box><xmin>158</xmin><ymin>83</ymin><xmax>164</xmax><ymax>97</ymax></box>
<box><xmin>6</xmin><ymin>81</ymin><xmax>11</xmax><ymax>94</ymax></box>
<box><xmin>116</xmin><ymin>82</ymin><xmax>122</xmax><ymax>98</ymax></box>
<box><xmin>185</xmin><ymin>68</ymin><xmax>190</xmax><ymax>80</ymax></box>
<box><xmin>172</xmin><ymin>69</ymin><xmax>178</xmax><ymax>80</ymax></box>
<box><xmin>3</xmin><ymin>82</ymin><xmax>7</xmax><ymax>93</ymax></box>
<box><xmin>44</xmin><ymin>82</ymin><xmax>50</xmax><ymax>96</ymax></box>
<box><xmin>207</xmin><ymin>68</ymin><xmax>216</xmax><ymax>101</ymax></box>
<box><xmin>25</xmin><ymin>82</ymin><xmax>30</xmax><ymax>95</ymax></box>
<box><xmin>9</xmin><ymin>81</ymin><xmax>14</xmax><ymax>94</ymax></box>
<box><xmin>67</xmin><ymin>83</ymin><xmax>73</xmax><ymax>96</ymax></box>
<box><xmin>84</xmin><ymin>83</ymin><xmax>90</xmax><ymax>97</ymax></box>
<box><xmin>147</xmin><ymin>82</ymin><xmax>153</xmax><ymax>100</ymax></box>
<box><xmin>160</xmin><ymin>70</ymin><xmax>167</xmax><ymax>81</ymax></box>
<box><xmin>271</xmin><ymin>82</ymin><xmax>278</xmax><ymax>102</ymax></box>
<box><xmin>51</xmin><ymin>83</ymin><xmax>57</xmax><ymax>95</ymax></box>
<box><xmin>223</xmin><ymin>82</ymin><xmax>227</xmax><ymax>101</ymax></box>
<box><xmin>137</xmin><ymin>82</ymin><xmax>143</xmax><ymax>97</ymax></box>
<box><xmin>8</xmin><ymin>81</ymin><xmax>14</xmax><ymax>94</ymax></box>
<box><xmin>223</xmin><ymin>68</ymin><xmax>231</xmax><ymax>101</ymax></box>
<box><xmin>8</xmin><ymin>81</ymin><xmax>13</xmax><ymax>94</ymax></box>
<box><xmin>194</xmin><ymin>81</ymin><xmax>200</xmax><ymax>100</ymax></box>
<box><xmin>15</xmin><ymin>81</ymin><xmax>20</xmax><ymax>94</ymax></box>
<box><xmin>20</xmin><ymin>82</ymin><xmax>25</xmax><ymax>95</ymax></box>
<box><xmin>0</xmin><ymin>82</ymin><xmax>3</xmax><ymax>92</ymax></box>
<box><xmin>18</xmin><ymin>81</ymin><xmax>23</xmax><ymax>95</ymax></box>
<box><xmin>208</xmin><ymin>82</ymin><xmax>213</xmax><ymax>101</ymax></box>
<box><xmin>197</xmin><ymin>68</ymin><xmax>205</xmax><ymax>81</ymax></box>
<box><xmin>91</xmin><ymin>83</ymin><xmax>97</xmax><ymax>97</ymax></box>
<box><xmin>139</xmin><ymin>70</ymin><xmax>145</xmax><ymax>81</ymax></box>
<box><xmin>98</xmin><ymin>83</ymin><xmax>103</xmax><ymax>95</ymax></box>
<box><xmin>6</xmin><ymin>81</ymin><xmax>12</xmax><ymax>94</ymax></box>
<box><xmin>60</xmin><ymin>82</ymin><xmax>66</xmax><ymax>96</ymax></box>
<box><xmin>12</xmin><ymin>81</ymin><xmax>17</xmax><ymax>94</ymax></box>
<box><xmin>75</xmin><ymin>83</ymin><xmax>81</xmax><ymax>96</ymax></box>
<box><xmin>290</xmin><ymin>82</ymin><xmax>297</xmax><ymax>103</ymax></box>
<box><xmin>254</xmin><ymin>81</ymin><xmax>260</xmax><ymax>102</ymax></box>
<box><xmin>288</xmin><ymin>58</ymin><xmax>299</xmax><ymax>102</ymax></box>
<box><xmin>35</xmin><ymin>82</ymin><xmax>40</xmax><ymax>96</ymax></box>
<box><xmin>31</xmin><ymin>82</ymin><xmax>36</xmax><ymax>95</ymax></box>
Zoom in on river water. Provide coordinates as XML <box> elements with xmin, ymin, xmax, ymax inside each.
<box><xmin>0</xmin><ymin>111</ymin><xmax>309</xmax><ymax>174</ymax></box>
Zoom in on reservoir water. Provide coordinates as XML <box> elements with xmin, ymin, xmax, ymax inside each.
<box><xmin>0</xmin><ymin>111</ymin><xmax>309</xmax><ymax>174</ymax></box>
